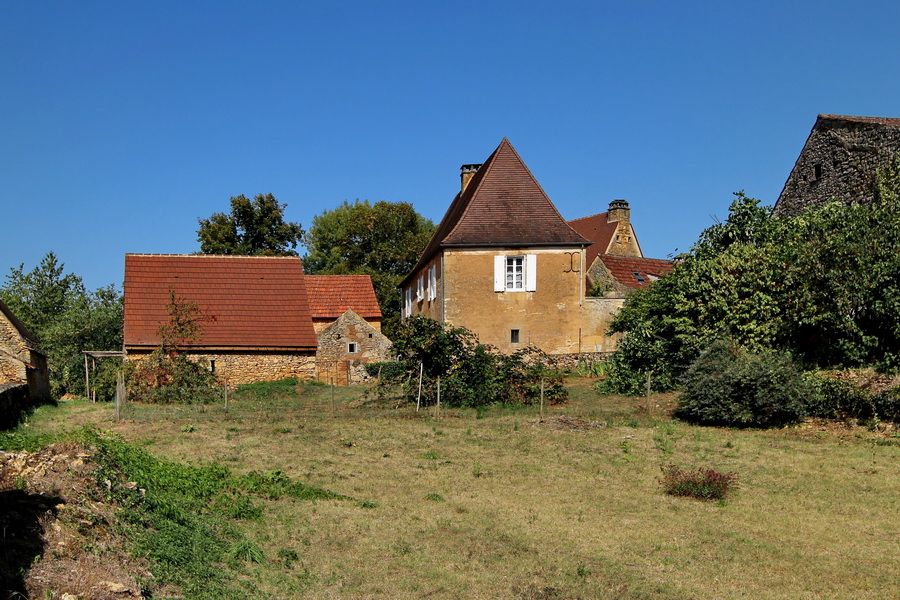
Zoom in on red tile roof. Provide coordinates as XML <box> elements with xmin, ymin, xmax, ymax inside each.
<box><xmin>405</xmin><ymin>138</ymin><xmax>589</xmax><ymax>284</ymax></box>
<box><xmin>305</xmin><ymin>275</ymin><xmax>382</xmax><ymax>320</ymax></box>
<box><xmin>124</xmin><ymin>254</ymin><xmax>317</xmax><ymax>350</ymax></box>
<box><xmin>598</xmin><ymin>255</ymin><xmax>674</xmax><ymax>289</ymax></box>
<box><xmin>818</xmin><ymin>114</ymin><xmax>900</xmax><ymax>127</ymax></box>
<box><xmin>567</xmin><ymin>212</ymin><xmax>618</xmax><ymax>270</ymax></box>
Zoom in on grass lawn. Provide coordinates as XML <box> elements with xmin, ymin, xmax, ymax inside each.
<box><xmin>17</xmin><ymin>379</ymin><xmax>900</xmax><ymax>599</ymax></box>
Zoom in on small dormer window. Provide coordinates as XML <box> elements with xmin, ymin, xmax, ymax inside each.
<box><xmin>633</xmin><ymin>271</ymin><xmax>647</xmax><ymax>284</ymax></box>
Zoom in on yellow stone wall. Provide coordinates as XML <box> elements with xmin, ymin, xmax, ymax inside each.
<box><xmin>127</xmin><ymin>351</ymin><xmax>316</xmax><ymax>386</ymax></box>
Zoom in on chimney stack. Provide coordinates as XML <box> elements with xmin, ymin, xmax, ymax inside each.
<box><xmin>606</xmin><ymin>199</ymin><xmax>630</xmax><ymax>223</ymax></box>
<box><xmin>460</xmin><ymin>164</ymin><xmax>481</xmax><ymax>192</ymax></box>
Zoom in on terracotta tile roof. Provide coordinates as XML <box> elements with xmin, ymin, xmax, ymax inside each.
<box><xmin>818</xmin><ymin>114</ymin><xmax>900</xmax><ymax>127</ymax></box>
<box><xmin>598</xmin><ymin>255</ymin><xmax>674</xmax><ymax>289</ymax></box>
<box><xmin>405</xmin><ymin>138</ymin><xmax>589</xmax><ymax>284</ymax></box>
<box><xmin>305</xmin><ymin>275</ymin><xmax>382</xmax><ymax>320</ymax></box>
<box><xmin>567</xmin><ymin>212</ymin><xmax>618</xmax><ymax>269</ymax></box>
<box><xmin>124</xmin><ymin>254</ymin><xmax>317</xmax><ymax>350</ymax></box>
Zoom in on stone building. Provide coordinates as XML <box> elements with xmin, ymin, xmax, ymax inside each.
<box><xmin>0</xmin><ymin>299</ymin><xmax>50</xmax><ymax>403</ymax></box>
<box><xmin>400</xmin><ymin>138</ymin><xmax>672</xmax><ymax>355</ymax></box>
<box><xmin>304</xmin><ymin>274</ymin><xmax>391</xmax><ymax>384</ymax></box>
<box><xmin>124</xmin><ymin>254</ymin><xmax>318</xmax><ymax>385</ymax></box>
<box><xmin>774</xmin><ymin>114</ymin><xmax>900</xmax><ymax>216</ymax></box>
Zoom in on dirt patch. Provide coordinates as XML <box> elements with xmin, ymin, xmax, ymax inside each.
<box><xmin>0</xmin><ymin>443</ymin><xmax>150</xmax><ymax>599</ymax></box>
<box><xmin>536</xmin><ymin>415</ymin><xmax>606</xmax><ymax>431</ymax></box>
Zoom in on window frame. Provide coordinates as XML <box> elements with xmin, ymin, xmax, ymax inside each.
<box><xmin>505</xmin><ymin>255</ymin><xmax>525</xmax><ymax>291</ymax></box>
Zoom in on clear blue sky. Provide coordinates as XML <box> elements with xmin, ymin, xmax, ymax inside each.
<box><xmin>3</xmin><ymin>1</ymin><xmax>899</xmax><ymax>290</ymax></box>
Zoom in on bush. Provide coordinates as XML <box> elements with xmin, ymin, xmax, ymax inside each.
<box><xmin>661</xmin><ymin>465</ymin><xmax>737</xmax><ymax>501</ymax></box>
<box><xmin>363</xmin><ymin>361</ymin><xmax>405</xmax><ymax>380</ymax></box>
<box><xmin>804</xmin><ymin>374</ymin><xmax>899</xmax><ymax>422</ymax></box>
<box><xmin>127</xmin><ymin>350</ymin><xmax>221</xmax><ymax>404</ymax></box>
<box><xmin>375</xmin><ymin>316</ymin><xmax>567</xmax><ymax>408</ymax></box>
<box><xmin>676</xmin><ymin>340</ymin><xmax>809</xmax><ymax>427</ymax></box>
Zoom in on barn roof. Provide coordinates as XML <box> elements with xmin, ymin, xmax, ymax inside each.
<box><xmin>817</xmin><ymin>114</ymin><xmax>900</xmax><ymax>127</ymax></box>
<box><xmin>123</xmin><ymin>254</ymin><xmax>317</xmax><ymax>350</ymax></box>
<box><xmin>404</xmin><ymin>138</ymin><xmax>589</xmax><ymax>284</ymax></box>
<box><xmin>305</xmin><ymin>275</ymin><xmax>382</xmax><ymax>320</ymax></box>
<box><xmin>597</xmin><ymin>255</ymin><xmax>674</xmax><ymax>289</ymax></box>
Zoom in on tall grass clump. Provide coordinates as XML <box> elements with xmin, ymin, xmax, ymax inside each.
<box><xmin>661</xmin><ymin>465</ymin><xmax>737</xmax><ymax>501</ymax></box>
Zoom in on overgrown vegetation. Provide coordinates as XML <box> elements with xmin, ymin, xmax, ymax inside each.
<box><xmin>197</xmin><ymin>193</ymin><xmax>304</xmax><ymax>256</ymax></box>
<box><xmin>372</xmin><ymin>316</ymin><xmax>566</xmax><ymax>407</ymax></box>
<box><xmin>660</xmin><ymin>465</ymin><xmax>737</xmax><ymax>501</ymax></box>
<box><xmin>0</xmin><ymin>252</ymin><xmax>122</xmax><ymax>398</ymax></box>
<box><xmin>127</xmin><ymin>291</ymin><xmax>221</xmax><ymax>404</ymax></box>
<box><xmin>602</xmin><ymin>153</ymin><xmax>900</xmax><ymax>397</ymax></box>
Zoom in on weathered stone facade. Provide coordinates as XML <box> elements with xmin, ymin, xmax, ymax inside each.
<box><xmin>775</xmin><ymin>115</ymin><xmax>900</xmax><ymax>216</ymax></box>
<box><xmin>315</xmin><ymin>310</ymin><xmax>392</xmax><ymax>385</ymax></box>
<box><xmin>126</xmin><ymin>350</ymin><xmax>316</xmax><ymax>386</ymax></box>
<box><xmin>0</xmin><ymin>301</ymin><xmax>50</xmax><ymax>402</ymax></box>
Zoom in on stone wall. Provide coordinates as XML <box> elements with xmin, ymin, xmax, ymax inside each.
<box><xmin>315</xmin><ymin>310</ymin><xmax>392</xmax><ymax>385</ymax></box>
<box><xmin>127</xmin><ymin>350</ymin><xmax>316</xmax><ymax>386</ymax></box>
<box><xmin>775</xmin><ymin>117</ymin><xmax>900</xmax><ymax>216</ymax></box>
<box><xmin>0</xmin><ymin>311</ymin><xmax>29</xmax><ymax>385</ymax></box>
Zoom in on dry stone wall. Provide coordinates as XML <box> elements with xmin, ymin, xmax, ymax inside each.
<box><xmin>127</xmin><ymin>351</ymin><xmax>316</xmax><ymax>386</ymax></box>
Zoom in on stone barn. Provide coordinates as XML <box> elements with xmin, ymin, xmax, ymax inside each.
<box><xmin>0</xmin><ymin>298</ymin><xmax>51</xmax><ymax>405</ymax></box>
<box><xmin>124</xmin><ymin>254</ymin><xmax>318</xmax><ymax>385</ymax></box>
<box><xmin>305</xmin><ymin>275</ymin><xmax>391</xmax><ymax>384</ymax></box>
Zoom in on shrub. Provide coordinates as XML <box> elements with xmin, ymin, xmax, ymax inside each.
<box><xmin>804</xmin><ymin>373</ymin><xmax>899</xmax><ymax>423</ymax></box>
<box><xmin>127</xmin><ymin>350</ymin><xmax>221</xmax><ymax>404</ymax></box>
<box><xmin>661</xmin><ymin>465</ymin><xmax>738</xmax><ymax>501</ymax></box>
<box><xmin>363</xmin><ymin>361</ymin><xmax>405</xmax><ymax>379</ymax></box>
<box><xmin>676</xmin><ymin>340</ymin><xmax>809</xmax><ymax>427</ymax></box>
<box><xmin>376</xmin><ymin>316</ymin><xmax>566</xmax><ymax>408</ymax></box>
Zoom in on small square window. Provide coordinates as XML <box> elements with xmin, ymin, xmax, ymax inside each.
<box><xmin>209</xmin><ymin>359</ymin><xmax>216</xmax><ymax>374</ymax></box>
<box><xmin>347</xmin><ymin>342</ymin><xmax>358</xmax><ymax>354</ymax></box>
<box><xmin>368</xmin><ymin>333</ymin><xmax>373</xmax><ymax>339</ymax></box>
<box><xmin>510</xmin><ymin>329</ymin><xmax>520</xmax><ymax>344</ymax></box>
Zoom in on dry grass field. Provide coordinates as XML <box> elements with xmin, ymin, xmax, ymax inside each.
<box><xmin>19</xmin><ymin>380</ymin><xmax>900</xmax><ymax>599</ymax></box>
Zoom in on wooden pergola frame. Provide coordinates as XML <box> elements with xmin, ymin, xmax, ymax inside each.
<box><xmin>82</xmin><ymin>350</ymin><xmax>125</xmax><ymax>402</ymax></box>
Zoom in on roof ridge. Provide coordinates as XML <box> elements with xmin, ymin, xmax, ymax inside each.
<box><xmin>568</xmin><ymin>210</ymin><xmax>610</xmax><ymax>223</ymax></box>
<box><xmin>817</xmin><ymin>114</ymin><xmax>900</xmax><ymax>126</ymax></box>
<box><xmin>125</xmin><ymin>253</ymin><xmax>301</xmax><ymax>260</ymax></box>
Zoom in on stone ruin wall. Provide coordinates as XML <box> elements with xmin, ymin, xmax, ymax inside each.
<box><xmin>776</xmin><ymin>119</ymin><xmax>900</xmax><ymax>216</ymax></box>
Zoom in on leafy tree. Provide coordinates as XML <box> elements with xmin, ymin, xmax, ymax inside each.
<box><xmin>197</xmin><ymin>193</ymin><xmax>303</xmax><ymax>256</ymax></box>
<box><xmin>1</xmin><ymin>252</ymin><xmax>123</xmax><ymax>397</ymax></box>
<box><xmin>601</xmin><ymin>164</ymin><xmax>900</xmax><ymax>394</ymax></box>
<box><xmin>303</xmin><ymin>200</ymin><xmax>435</xmax><ymax>336</ymax></box>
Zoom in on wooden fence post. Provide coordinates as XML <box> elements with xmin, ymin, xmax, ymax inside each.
<box><xmin>435</xmin><ymin>375</ymin><xmax>441</xmax><ymax>418</ymax></box>
<box><xmin>540</xmin><ymin>378</ymin><xmax>545</xmax><ymax>421</ymax></box>
<box><xmin>416</xmin><ymin>362</ymin><xmax>423</xmax><ymax>412</ymax></box>
<box><xmin>114</xmin><ymin>370</ymin><xmax>124</xmax><ymax>421</ymax></box>
<box><xmin>84</xmin><ymin>354</ymin><xmax>90</xmax><ymax>402</ymax></box>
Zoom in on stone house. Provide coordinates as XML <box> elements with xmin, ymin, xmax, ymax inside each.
<box><xmin>305</xmin><ymin>275</ymin><xmax>391</xmax><ymax>384</ymax></box>
<box><xmin>124</xmin><ymin>254</ymin><xmax>318</xmax><ymax>385</ymax></box>
<box><xmin>774</xmin><ymin>114</ymin><xmax>900</xmax><ymax>216</ymax></box>
<box><xmin>0</xmin><ymin>299</ymin><xmax>50</xmax><ymax>403</ymax></box>
<box><xmin>400</xmin><ymin>138</ymin><xmax>672</xmax><ymax>356</ymax></box>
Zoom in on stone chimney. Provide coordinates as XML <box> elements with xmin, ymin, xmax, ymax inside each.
<box><xmin>606</xmin><ymin>199</ymin><xmax>630</xmax><ymax>223</ymax></box>
<box><xmin>460</xmin><ymin>164</ymin><xmax>481</xmax><ymax>193</ymax></box>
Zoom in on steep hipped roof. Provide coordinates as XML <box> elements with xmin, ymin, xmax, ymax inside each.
<box><xmin>598</xmin><ymin>255</ymin><xmax>674</xmax><ymax>289</ymax></box>
<box><xmin>567</xmin><ymin>212</ymin><xmax>619</xmax><ymax>269</ymax></box>
<box><xmin>305</xmin><ymin>275</ymin><xmax>382</xmax><ymax>320</ymax></box>
<box><xmin>124</xmin><ymin>254</ymin><xmax>317</xmax><ymax>349</ymax></box>
<box><xmin>0</xmin><ymin>298</ymin><xmax>42</xmax><ymax>354</ymax></box>
<box><xmin>405</xmin><ymin>139</ymin><xmax>589</xmax><ymax>283</ymax></box>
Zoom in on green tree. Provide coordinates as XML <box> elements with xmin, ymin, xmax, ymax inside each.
<box><xmin>197</xmin><ymin>193</ymin><xmax>303</xmax><ymax>256</ymax></box>
<box><xmin>303</xmin><ymin>200</ymin><xmax>435</xmax><ymax>336</ymax></box>
<box><xmin>1</xmin><ymin>253</ymin><xmax>123</xmax><ymax>397</ymax></box>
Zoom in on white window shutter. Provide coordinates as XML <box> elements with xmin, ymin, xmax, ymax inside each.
<box><xmin>429</xmin><ymin>266</ymin><xmax>437</xmax><ymax>300</ymax></box>
<box><xmin>525</xmin><ymin>254</ymin><xmax>537</xmax><ymax>291</ymax></box>
<box><xmin>494</xmin><ymin>255</ymin><xmax>505</xmax><ymax>292</ymax></box>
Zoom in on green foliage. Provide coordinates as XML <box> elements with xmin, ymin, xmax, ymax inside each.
<box><xmin>0</xmin><ymin>252</ymin><xmax>123</xmax><ymax>398</ymax></box>
<box><xmin>803</xmin><ymin>374</ymin><xmax>899</xmax><ymax>423</ymax></box>
<box><xmin>197</xmin><ymin>193</ymin><xmax>303</xmax><ymax>256</ymax></box>
<box><xmin>302</xmin><ymin>200</ymin><xmax>435</xmax><ymax>336</ymax></box>
<box><xmin>676</xmin><ymin>340</ymin><xmax>809</xmax><ymax>428</ymax></box>
<box><xmin>603</xmin><ymin>173</ymin><xmax>900</xmax><ymax>394</ymax></box>
<box><xmin>363</xmin><ymin>361</ymin><xmax>405</xmax><ymax>379</ymax></box>
<box><xmin>127</xmin><ymin>350</ymin><xmax>221</xmax><ymax>404</ymax></box>
<box><xmin>73</xmin><ymin>429</ymin><xmax>337</xmax><ymax>598</ymax></box>
<box><xmin>377</xmin><ymin>316</ymin><xmax>566</xmax><ymax>407</ymax></box>
<box><xmin>661</xmin><ymin>465</ymin><xmax>737</xmax><ymax>501</ymax></box>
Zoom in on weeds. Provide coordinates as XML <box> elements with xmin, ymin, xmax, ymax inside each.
<box><xmin>661</xmin><ymin>465</ymin><xmax>737</xmax><ymax>501</ymax></box>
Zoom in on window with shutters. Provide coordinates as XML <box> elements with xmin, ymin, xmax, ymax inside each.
<box><xmin>506</xmin><ymin>256</ymin><xmax>524</xmax><ymax>290</ymax></box>
<box><xmin>428</xmin><ymin>265</ymin><xmax>437</xmax><ymax>301</ymax></box>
